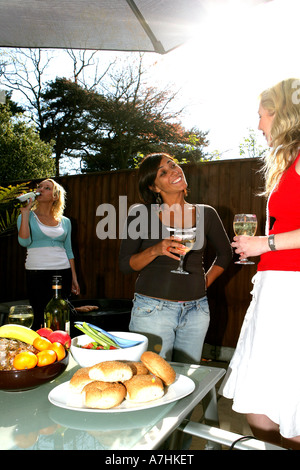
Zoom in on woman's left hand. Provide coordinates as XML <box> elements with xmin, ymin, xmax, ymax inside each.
<box><xmin>71</xmin><ymin>279</ymin><xmax>80</xmax><ymax>295</ymax></box>
<box><xmin>232</xmin><ymin>235</ymin><xmax>269</xmax><ymax>259</ymax></box>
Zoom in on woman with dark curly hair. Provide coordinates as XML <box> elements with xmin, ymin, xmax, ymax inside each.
<box><xmin>119</xmin><ymin>153</ymin><xmax>232</xmax><ymax>364</ymax></box>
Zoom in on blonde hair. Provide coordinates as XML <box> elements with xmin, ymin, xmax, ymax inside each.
<box><xmin>260</xmin><ymin>78</ymin><xmax>300</xmax><ymax>195</ymax></box>
<box><xmin>33</xmin><ymin>179</ymin><xmax>66</xmax><ymax>221</ymax></box>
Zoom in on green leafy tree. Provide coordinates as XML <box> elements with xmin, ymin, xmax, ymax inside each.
<box><xmin>40</xmin><ymin>78</ymin><xmax>104</xmax><ymax>176</ymax></box>
<box><xmin>81</xmin><ymin>90</ymin><xmax>209</xmax><ymax>172</ymax></box>
<box><xmin>39</xmin><ymin>77</ymin><xmax>210</xmax><ymax>173</ymax></box>
<box><xmin>239</xmin><ymin>128</ymin><xmax>268</xmax><ymax>159</ymax></box>
<box><xmin>84</xmin><ymin>55</ymin><xmax>209</xmax><ymax>170</ymax></box>
<box><xmin>0</xmin><ymin>182</ymin><xmax>29</xmax><ymax>236</ymax></box>
<box><xmin>0</xmin><ymin>104</ymin><xmax>55</xmax><ymax>182</ymax></box>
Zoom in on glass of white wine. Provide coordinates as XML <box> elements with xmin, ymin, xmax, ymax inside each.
<box><xmin>233</xmin><ymin>214</ymin><xmax>257</xmax><ymax>265</ymax></box>
<box><xmin>171</xmin><ymin>227</ymin><xmax>196</xmax><ymax>275</ymax></box>
<box><xmin>8</xmin><ymin>305</ymin><xmax>34</xmax><ymax>328</ymax></box>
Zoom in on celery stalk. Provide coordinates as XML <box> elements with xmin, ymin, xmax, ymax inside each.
<box><xmin>74</xmin><ymin>322</ymin><xmax>120</xmax><ymax>349</ymax></box>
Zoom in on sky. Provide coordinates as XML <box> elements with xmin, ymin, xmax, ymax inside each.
<box><xmin>146</xmin><ymin>0</ymin><xmax>300</xmax><ymax>159</ymax></box>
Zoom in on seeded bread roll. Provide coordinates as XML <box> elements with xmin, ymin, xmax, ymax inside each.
<box><xmin>88</xmin><ymin>360</ymin><xmax>133</xmax><ymax>382</ymax></box>
<box><xmin>141</xmin><ymin>351</ymin><xmax>176</xmax><ymax>386</ymax></box>
<box><xmin>124</xmin><ymin>374</ymin><xmax>164</xmax><ymax>403</ymax></box>
<box><xmin>82</xmin><ymin>380</ymin><xmax>113</xmax><ymax>393</ymax></box>
<box><xmin>83</xmin><ymin>381</ymin><xmax>126</xmax><ymax>409</ymax></box>
<box><xmin>120</xmin><ymin>360</ymin><xmax>149</xmax><ymax>376</ymax></box>
<box><xmin>69</xmin><ymin>367</ymin><xmax>94</xmax><ymax>393</ymax></box>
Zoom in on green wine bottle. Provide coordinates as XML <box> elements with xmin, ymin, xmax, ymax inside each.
<box><xmin>44</xmin><ymin>275</ymin><xmax>70</xmax><ymax>334</ymax></box>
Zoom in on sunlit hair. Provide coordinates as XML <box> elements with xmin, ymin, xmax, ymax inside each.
<box><xmin>260</xmin><ymin>78</ymin><xmax>300</xmax><ymax>195</ymax></box>
<box><xmin>33</xmin><ymin>178</ymin><xmax>66</xmax><ymax>221</ymax></box>
<box><xmin>138</xmin><ymin>153</ymin><xmax>188</xmax><ymax>204</ymax></box>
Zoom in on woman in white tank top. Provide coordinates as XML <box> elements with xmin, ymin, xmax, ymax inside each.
<box><xmin>17</xmin><ymin>179</ymin><xmax>80</xmax><ymax>329</ymax></box>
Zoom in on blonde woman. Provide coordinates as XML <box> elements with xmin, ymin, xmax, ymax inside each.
<box><xmin>17</xmin><ymin>179</ymin><xmax>80</xmax><ymax>330</ymax></box>
<box><xmin>220</xmin><ymin>78</ymin><xmax>300</xmax><ymax>449</ymax></box>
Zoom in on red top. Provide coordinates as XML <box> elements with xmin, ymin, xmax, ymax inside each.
<box><xmin>258</xmin><ymin>152</ymin><xmax>300</xmax><ymax>272</ymax></box>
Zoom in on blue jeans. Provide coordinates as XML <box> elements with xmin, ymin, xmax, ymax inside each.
<box><xmin>129</xmin><ymin>293</ymin><xmax>210</xmax><ymax>364</ymax></box>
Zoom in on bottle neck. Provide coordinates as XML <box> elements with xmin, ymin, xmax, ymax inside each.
<box><xmin>52</xmin><ymin>285</ymin><xmax>62</xmax><ymax>299</ymax></box>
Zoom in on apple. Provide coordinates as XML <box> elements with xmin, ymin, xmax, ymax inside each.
<box><xmin>36</xmin><ymin>327</ymin><xmax>53</xmax><ymax>339</ymax></box>
<box><xmin>48</xmin><ymin>330</ymin><xmax>71</xmax><ymax>349</ymax></box>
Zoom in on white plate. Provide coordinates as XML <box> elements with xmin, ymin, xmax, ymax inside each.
<box><xmin>48</xmin><ymin>374</ymin><xmax>195</xmax><ymax>413</ymax></box>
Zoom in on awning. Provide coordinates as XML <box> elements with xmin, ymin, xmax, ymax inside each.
<box><xmin>0</xmin><ymin>0</ymin><xmax>206</xmax><ymax>54</ymax></box>
<box><xmin>0</xmin><ymin>0</ymin><xmax>271</xmax><ymax>55</ymax></box>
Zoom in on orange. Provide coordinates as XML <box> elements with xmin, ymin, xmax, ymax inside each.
<box><xmin>36</xmin><ymin>349</ymin><xmax>56</xmax><ymax>367</ymax></box>
<box><xmin>33</xmin><ymin>337</ymin><xmax>52</xmax><ymax>351</ymax></box>
<box><xmin>13</xmin><ymin>351</ymin><xmax>38</xmax><ymax>370</ymax></box>
<box><xmin>49</xmin><ymin>342</ymin><xmax>66</xmax><ymax>361</ymax></box>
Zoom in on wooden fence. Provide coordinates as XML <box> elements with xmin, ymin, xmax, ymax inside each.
<box><xmin>0</xmin><ymin>157</ymin><xmax>266</xmax><ymax>348</ymax></box>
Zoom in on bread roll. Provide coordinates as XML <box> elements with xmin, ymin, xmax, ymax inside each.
<box><xmin>88</xmin><ymin>360</ymin><xmax>133</xmax><ymax>382</ymax></box>
<box><xmin>124</xmin><ymin>375</ymin><xmax>164</xmax><ymax>403</ymax></box>
<box><xmin>69</xmin><ymin>367</ymin><xmax>94</xmax><ymax>393</ymax></box>
<box><xmin>82</xmin><ymin>380</ymin><xmax>113</xmax><ymax>393</ymax></box>
<box><xmin>83</xmin><ymin>381</ymin><xmax>126</xmax><ymax>409</ymax></box>
<box><xmin>141</xmin><ymin>351</ymin><xmax>176</xmax><ymax>386</ymax></box>
<box><xmin>120</xmin><ymin>360</ymin><xmax>149</xmax><ymax>376</ymax></box>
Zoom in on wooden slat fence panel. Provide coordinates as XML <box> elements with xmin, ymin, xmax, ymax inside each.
<box><xmin>0</xmin><ymin>158</ymin><xmax>267</xmax><ymax>348</ymax></box>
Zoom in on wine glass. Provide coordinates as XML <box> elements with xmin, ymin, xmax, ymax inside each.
<box><xmin>233</xmin><ymin>214</ymin><xmax>257</xmax><ymax>265</ymax></box>
<box><xmin>7</xmin><ymin>305</ymin><xmax>34</xmax><ymax>328</ymax></box>
<box><xmin>171</xmin><ymin>227</ymin><xmax>196</xmax><ymax>275</ymax></box>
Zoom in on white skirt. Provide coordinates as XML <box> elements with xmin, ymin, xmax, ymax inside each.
<box><xmin>219</xmin><ymin>270</ymin><xmax>300</xmax><ymax>439</ymax></box>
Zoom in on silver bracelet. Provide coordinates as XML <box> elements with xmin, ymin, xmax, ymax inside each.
<box><xmin>268</xmin><ymin>234</ymin><xmax>276</xmax><ymax>251</ymax></box>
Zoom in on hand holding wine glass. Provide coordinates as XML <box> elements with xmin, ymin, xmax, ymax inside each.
<box><xmin>233</xmin><ymin>214</ymin><xmax>257</xmax><ymax>265</ymax></box>
<box><xmin>171</xmin><ymin>227</ymin><xmax>196</xmax><ymax>274</ymax></box>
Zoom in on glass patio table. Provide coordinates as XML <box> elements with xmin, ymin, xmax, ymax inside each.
<box><xmin>0</xmin><ymin>356</ymin><xmax>225</xmax><ymax>451</ymax></box>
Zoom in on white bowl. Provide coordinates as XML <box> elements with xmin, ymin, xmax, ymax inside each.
<box><xmin>70</xmin><ymin>331</ymin><xmax>148</xmax><ymax>367</ymax></box>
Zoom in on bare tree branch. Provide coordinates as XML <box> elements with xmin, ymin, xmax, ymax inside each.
<box><xmin>66</xmin><ymin>49</ymin><xmax>117</xmax><ymax>90</ymax></box>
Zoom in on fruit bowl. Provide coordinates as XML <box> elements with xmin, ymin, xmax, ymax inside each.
<box><xmin>0</xmin><ymin>351</ymin><xmax>69</xmax><ymax>392</ymax></box>
<box><xmin>70</xmin><ymin>332</ymin><xmax>148</xmax><ymax>367</ymax></box>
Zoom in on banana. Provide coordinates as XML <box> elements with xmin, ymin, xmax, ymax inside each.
<box><xmin>0</xmin><ymin>324</ymin><xmax>40</xmax><ymax>345</ymax></box>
